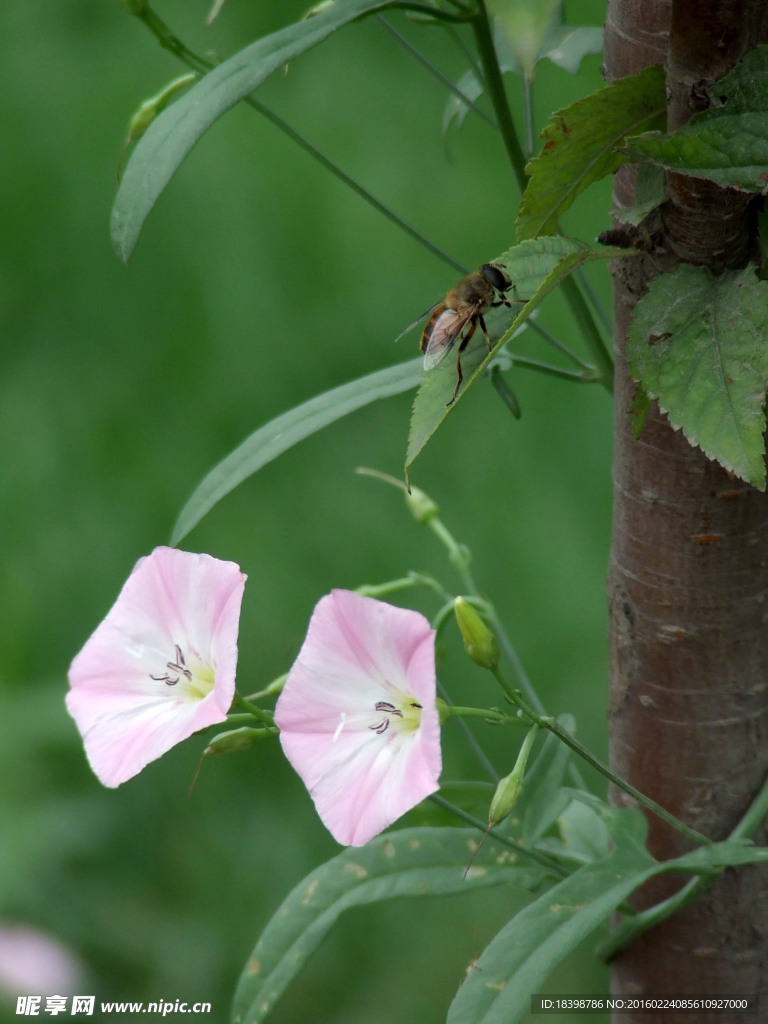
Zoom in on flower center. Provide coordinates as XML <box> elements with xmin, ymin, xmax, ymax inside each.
<box><xmin>149</xmin><ymin>643</ymin><xmax>215</xmax><ymax>701</ymax></box>
<box><xmin>369</xmin><ymin>697</ymin><xmax>422</xmax><ymax>736</ymax></box>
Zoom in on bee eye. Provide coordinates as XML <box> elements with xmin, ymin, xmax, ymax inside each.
<box><xmin>480</xmin><ymin>263</ymin><xmax>510</xmax><ymax>292</ymax></box>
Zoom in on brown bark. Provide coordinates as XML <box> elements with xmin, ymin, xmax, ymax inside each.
<box><xmin>604</xmin><ymin>0</ymin><xmax>768</xmax><ymax>1020</ymax></box>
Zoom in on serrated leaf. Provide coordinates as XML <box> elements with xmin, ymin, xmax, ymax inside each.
<box><xmin>405</xmin><ymin>237</ymin><xmax>632</xmax><ymax>477</ymax></box>
<box><xmin>623</xmin><ymin>44</ymin><xmax>768</xmax><ymax>191</ymax></box>
<box><xmin>231</xmin><ymin>827</ymin><xmax>541</xmax><ymax>1024</ymax></box>
<box><xmin>517</xmin><ymin>65</ymin><xmax>666</xmax><ymax>241</ymax></box>
<box><xmin>172</xmin><ymin>358</ymin><xmax>422</xmax><ymax>544</ymax></box>
<box><xmin>611</xmin><ymin>162</ymin><xmax>665</xmax><ymax>226</ymax></box>
<box><xmin>446</xmin><ymin>808</ymin><xmax>656</xmax><ymax>1024</ymax></box>
<box><xmin>627</xmin><ymin>263</ymin><xmax>768</xmax><ymax>489</ymax></box>
<box><xmin>111</xmin><ymin>0</ymin><xmax>402</xmax><ymax>262</ymax></box>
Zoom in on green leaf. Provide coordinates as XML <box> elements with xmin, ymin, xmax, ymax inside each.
<box><xmin>446</xmin><ymin>808</ymin><xmax>657</xmax><ymax>1024</ymax></box>
<box><xmin>405</xmin><ymin>237</ymin><xmax>632</xmax><ymax>478</ymax></box>
<box><xmin>623</xmin><ymin>44</ymin><xmax>768</xmax><ymax>191</ymax></box>
<box><xmin>231</xmin><ymin>827</ymin><xmax>541</xmax><ymax>1024</ymax></box>
<box><xmin>443</xmin><ymin>27</ymin><xmax>601</xmax><ymax>138</ymax></box>
<box><xmin>172</xmin><ymin>358</ymin><xmax>422</xmax><ymax>544</ymax></box>
<box><xmin>627</xmin><ymin>263</ymin><xmax>768</xmax><ymax>490</ymax></box>
<box><xmin>663</xmin><ymin>839</ymin><xmax>768</xmax><ymax>873</ymax></box>
<box><xmin>611</xmin><ymin>163</ymin><xmax>665</xmax><ymax>226</ymax></box>
<box><xmin>544</xmin><ymin>26</ymin><xmax>604</xmax><ymax>75</ymax></box>
<box><xmin>487</xmin><ymin>0</ymin><xmax>563</xmax><ymax>80</ymax></box>
<box><xmin>517</xmin><ymin>65</ymin><xmax>666</xmax><ymax>241</ymax></box>
<box><xmin>557</xmin><ymin>798</ymin><xmax>611</xmax><ymax>861</ymax></box>
<box><xmin>111</xmin><ymin>0</ymin><xmax>404</xmax><ymax>262</ymax></box>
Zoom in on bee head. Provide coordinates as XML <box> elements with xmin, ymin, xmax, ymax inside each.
<box><xmin>479</xmin><ymin>263</ymin><xmax>511</xmax><ymax>294</ymax></box>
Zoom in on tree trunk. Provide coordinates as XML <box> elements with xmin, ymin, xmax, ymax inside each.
<box><xmin>605</xmin><ymin>1</ymin><xmax>768</xmax><ymax>1019</ymax></box>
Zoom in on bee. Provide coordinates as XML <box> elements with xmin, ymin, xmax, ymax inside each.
<box><xmin>421</xmin><ymin>263</ymin><xmax>515</xmax><ymax>405</ymax></box>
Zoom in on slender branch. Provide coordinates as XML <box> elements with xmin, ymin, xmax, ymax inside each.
<box><xmin>377</xmin><ymin>16</ymin><xmax>497</xmax><ymax>128</ymax></box>
<box><xmin>471</xmin><ymin>1</ymin><xmax>528</xmax><ymax>193</ymax></box>
<box><xmin>524</xmin><ymin>320</ymin><xmax>596</xmax><ymax>371</ymax></box>
<box><xmin>231</xmin><ymin>692</ymin><xmax>276</xmax><ymax>728</ymax></box>
<box><xmin>507</xmin><ymin>355</ymin><xmax>600</xmax><ymax>383</ymax></box>
<box><xmin>133</xmin><ymin>7</ymin><xmax>467</xmax><ymax>274</ymax></box>
<box><xmin>560</xmin><ymin>275</ymin><xmax>615</xmax><ymax>394</ymax></box>
<box><xmin>499</xmin><ymin>679</ymin><xmax>713</xmax><ymax>848</ymax></box>
<box><xmin>429</xmin><ymin>793</ymin><xmax>569</xmax><ymax>876</ymax></box>
<box><xmin>470</xmin><ymin>2</ymin><xmax>614</xmax><ymax>394</ymax></box>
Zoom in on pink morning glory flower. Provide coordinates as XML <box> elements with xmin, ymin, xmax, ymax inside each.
<box><xmin>275</xmin><ymin>589</ymin><xmax>442</xmax><ymax>846</ymax></box>
<box><xmin>66</xmin><ymin>546</ymin><xmax>246</xmax><ymax>788</ymax></box>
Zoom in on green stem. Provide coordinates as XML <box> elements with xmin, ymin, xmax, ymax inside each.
<box><xmin>248</xmin><ymin>97</ymin><xmax>467</xmax><ymax>274</ymax></box>
<box><xmin>525</xmin><ymin>320</ymin><xmax>596</xmax><ymax>371</ymax></box>
<box><xmin>471</xmin><ymin>1</ymin><xmax>528</xmax><ymax>193</ymax></box>
<box><xmin>507</xmin><ymin>355</ymin><xmax>600</xmax><ymax>384</ymax></box>
<box><xmin>597</xmin><ymin>769</ymin><xmax>768</xmax><ymax>961</ymax></box>
<box><xmin>439</xmin><ymin>701</ymin><xmax>525</xmax><ymax>726</ymax></box>
<box><xmin>470</xmin><ymin>2</ymin><xmax>614</xmax><ymax>396</ymax></box>
<box><xmin>231</xmin><ymin>692</ymin><xmax>276</xmax><ymax>728</ymax></box>
<box><xmin>135</xmin><ymin>7</ymin><xmax>467</xmax><ymax>275</ymax></box>
<box><xmin>429</xmin><ymin>793</ymin><xmax>568</xmax><ymax>877</ymax></box>
<box><xmin>560</xmin><ymin>275</ymin><xmax>614</xmax><ymax>394</ymax></box>
<box><xmin>377</xmin><ymin>16</ymin><xmax>497</xmax><ymax>129</ymax></box>
<box><xmin>498</xmin><ymin>676</ymin><xmax>712</xmax><ymax>848</ymax></box>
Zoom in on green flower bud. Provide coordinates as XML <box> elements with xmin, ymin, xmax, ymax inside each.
<box><xmin>404</xmin><ymin>484</ymin><xmax>439</xmax><ymax>525</ymax></box>
<box><xmin>126</xmin><ymin>74</ymin><xmax>197</xmax><ymax>144</ymax></box>
<box><xmin>303</xmin><ymin>0</ymin><xmax>335</xmax><ymax>16</ymax></box>
<box><xmin>204</xmin><ymin>726</ymin><xmax>265</xmax><ymax>756</ymax></box>
<box><xmin>453</xmin><ymin>597</ymin><xmax>499</xmax><ymax>670</ymax></box>
<box><xmin>488</xmin><ymin>770</ymin><xmax>524</xmax><ymax>826</ymax></box>
<box><xmin>489</xmin><ymin>724</ymin><xmax>539</xmax><ymax>826</ymax></box>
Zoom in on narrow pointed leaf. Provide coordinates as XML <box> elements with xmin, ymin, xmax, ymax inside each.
<box><xmin>623</xmin><ymin>45</ymin><xmax>768</xmax><ymax>191</ymax></box>
<box><xmin>627</xmin><ymin>263</ymin><xmax>768</xmax><ymax>490</ymax></box>
<box><xmin>172</xmin><ymin>358</ymin><xmax>422</xmax><ymax>544</ymax></box>
<box><xmin>405</xmin><ymin>238</ymin><xmax>633</xmax><ymax>477</ymax></box>
<box><xmin>231</xmin><ymin>827</ymin><xmax>543</xmax><ymax>1024</ymax></box>
<box><xmin>447</xmin><ymin>808</ymin><xmax>656</xmax><ymax>1024</ymax></box>
<box><xmin>517</xmin><ymin>65</ymin><xmax>666</xmax><ymax>241</ymax></box>
<box><xmin>111</xmin><ymin>0</ymin><xmax>403</xmax><ymax>262</ymax></box>
<box><xmin>514</xmin><ymin>716</ymin><xmax>574</xmax><ymax>845</ymax></box>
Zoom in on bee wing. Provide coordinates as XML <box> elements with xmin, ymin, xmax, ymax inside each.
<box><xmin>393</xmin><ymin>303</ymin><xmax>441</xmax><ymax>344</ymax></box>
<box><xmin>421</xmin><ymin>308</ymin><xmax>467</xmax><ymax>369</ymax></box>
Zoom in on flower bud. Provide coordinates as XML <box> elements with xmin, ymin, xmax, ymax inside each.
<box><xmin>125</xmin><ymin>75</ymin><xmax>197</xmax><ymax>144</ymax></box>
<box><xmin>488</xmin><ymin>724</ymin><xmax>539</xmax><ymax>826</ymax></box>
<box><xmin>204</xmin><ymin>726</ymin><xmax>265</xmax><ymax>756</ymax></box>
<box><xmin>404</xmin><ymin>484</ymin><xmax>439</xmax><ymax>525</ymax></box>
<box><xmin>303</xmin><ymin>0</ymin><xmax>335</xmax><ymax>15</ymax></box>
<box><xmin>453</xmin><ymin>597</ymin><xmax>499</xmax><ymax>670</ymax></box>
<box><xmin>488</xmin><ymin>769</ymin><xmax>524</xmax><ymax>826</ymax></box>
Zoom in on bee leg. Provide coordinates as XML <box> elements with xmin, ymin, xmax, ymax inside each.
<box><xmin>447</xmin><ymin>321</ymin><xmax>477</xmax><ymax>406</ymax></box>
<box><xmin>478</xmin><ymin>313</ymin><xmax>493</xmax><ymax>354</ymax></box>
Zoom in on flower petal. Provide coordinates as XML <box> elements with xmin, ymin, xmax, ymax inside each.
<box><xmin>275</xmin><ymin>590</ymin><xmax>441</xmax><ymax>845</ymax></box>
<box><xmin>66</xmin><ymin>547</ymin><xmax>246</xmax><ymax>787</ymax></box>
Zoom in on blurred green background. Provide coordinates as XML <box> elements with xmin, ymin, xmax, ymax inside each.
<box><xmin>1</xmin><ymin>1</ymin><xmax>614</xmax><ymax>1020</ymax></box>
